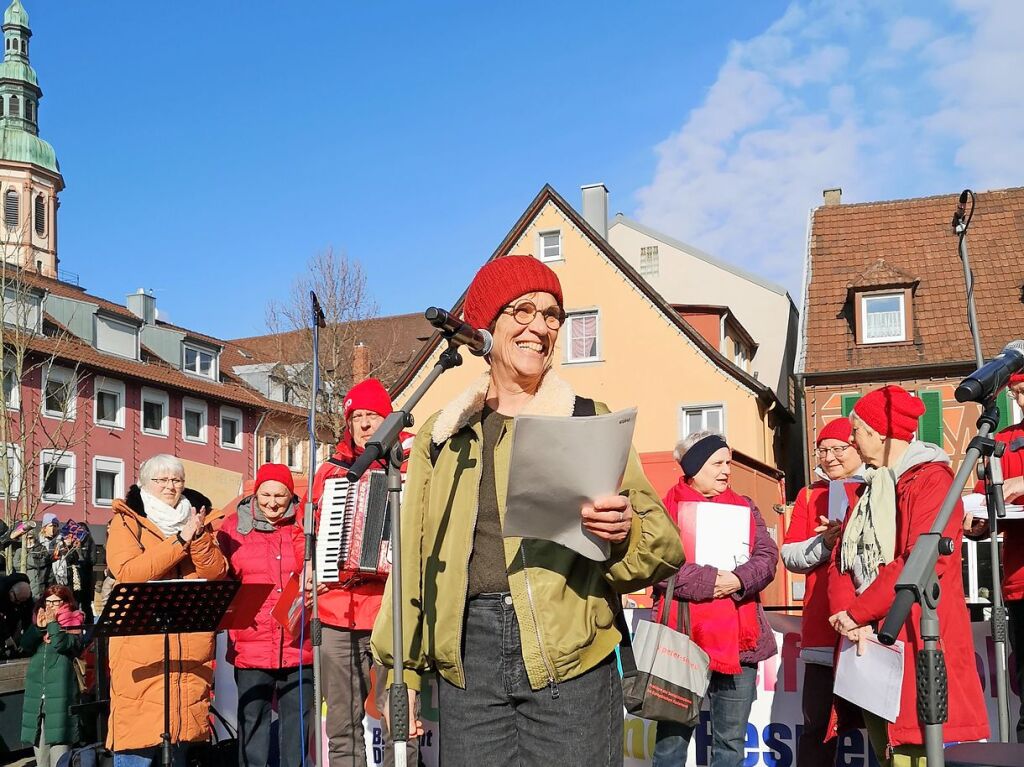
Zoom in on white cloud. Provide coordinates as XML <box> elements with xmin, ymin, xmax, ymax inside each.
<box><xmin>633</xmin><ymin>0</ymin><xmax>1024</xmax><ymax>297</ymax></box>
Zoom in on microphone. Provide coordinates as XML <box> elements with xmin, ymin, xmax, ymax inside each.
<box><xmin>955</xmin><ymin>340</ymin><xmax>1024</xmax><ymax>404</ymax></box>
<box><xmin>425</xmin><ymin>307</ymin><xmax>492</xmax><ymax>356</ymax></box>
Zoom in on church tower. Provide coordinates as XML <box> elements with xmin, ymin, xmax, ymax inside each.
<box><xmin>0</xmin><ymin>0</ymin><xmax>63</xmax><ymax>277</ymax></box>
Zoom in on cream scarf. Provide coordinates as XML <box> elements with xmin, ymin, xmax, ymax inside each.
<box><xmin>140</xmin><ymin>488</ymin><xmax>193</xmax><ymax>538</ymax></box>
<box><xmin>839</xmin><ymin>466</ymin><xmax>897</xmax><ymax>592</ymax></box>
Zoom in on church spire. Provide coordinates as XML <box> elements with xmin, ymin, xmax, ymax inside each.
<box><xmin>0</xmin><ymin>0</ymin><xmax>40</xmax><ymax>136</ymax></box>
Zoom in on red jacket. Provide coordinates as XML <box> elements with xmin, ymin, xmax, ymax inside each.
<box><xmin>972</xmin><ymin>421</ymin><xmax>1024</xmax><ymax>601</ymax></box>
<box><xmin>783</xmin><ymin>481</ymin><xmax>837</xmax><ymax>650</ymax></box>
<box><xmin>218</xmin><ymin>501</ymin><xmax>312</xmax><ymax>669</ymax></box>
<box><xmin>827</xmin><ymin>461</ymin><xmax>988</xmax><ymax>748</ymax></box>
<box><xmin>301</xmin><ymin>432</ymin><xmax>414</xmax><ymax>631</ymax></box>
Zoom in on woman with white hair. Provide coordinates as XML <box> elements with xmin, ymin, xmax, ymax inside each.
<box><xmin>104</xmin><ymin>454</ymin><xmax>227</xmax><ymax>767</ymax></box>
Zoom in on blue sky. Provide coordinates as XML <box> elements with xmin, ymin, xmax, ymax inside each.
<box><xmin>26</xmin><ymin>1</ymin><xmax>1024</xmax><ymax>339</ymax></box>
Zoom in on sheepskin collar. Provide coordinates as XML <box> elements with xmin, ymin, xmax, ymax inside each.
<box><xmin>430</xmin><ymin>369</ymin><xmax>576</xmax><ymax>444</ymax></box>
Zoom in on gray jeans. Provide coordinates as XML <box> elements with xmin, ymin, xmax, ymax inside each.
<box><xmin>236</xmin><ymin>665</ymin><xmax>312</xmax><ymax>767</ymax></box>
<box><xmin>321</xmin><ymin>625</ymin><xmax>420</xmax><ymax>767</ymax></box>
<box><xmin>438</xmin><ymin>593</ymin><xmax>623</xmax><ymax>767</ymax></box>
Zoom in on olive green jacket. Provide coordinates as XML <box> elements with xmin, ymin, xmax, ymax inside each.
<box><xmin>371</xmin><ymin>371</ymin><xmax>684</xmax><ymax>692</ymax></box>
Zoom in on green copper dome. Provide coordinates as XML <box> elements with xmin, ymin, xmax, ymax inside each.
<box><xmin>0</xmin><ymin>59</ymin><xmax>36</xmax><ymax>87</ymax></box>
<box><xmin>0</xmin><ymin>126</ymin><xmax>58</xmax><ymax>173</ymax></box>
<box><xmin>3</xmin><ymin>1</ymin><xmax>27</xmax><ymax>29</ymax></box>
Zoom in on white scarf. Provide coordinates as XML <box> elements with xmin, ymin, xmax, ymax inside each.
<box><xmin>140</xmin><ymin>488</ymin><xmax>193</xmax><ymax>537</ymax></box>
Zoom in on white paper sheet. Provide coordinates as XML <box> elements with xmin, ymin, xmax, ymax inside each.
<box><xmin>828</xmin><ymin>479</ymin><xmax>863</xmax><ymax>523</ymax></box>
<box><xmin>962</xmin><ymin>492</ymin><xmax>1024</xmax><ymax>519</ymax></box>
<box><xmin>833</xmin><ymin>634</ymin><xmax>905</xmax><ymax>722</ymax></box>
<box><xmin>503</xmin><ymin>407</ymin><xmax>638</xmax><ymax>561</ymax></box>
<box><xmin>677</xmin><ymin>502</ymin><xmax>750</xmax><ymax>570</ymax></box>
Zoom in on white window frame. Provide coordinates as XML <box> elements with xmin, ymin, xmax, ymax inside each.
<box><xmin>182</xmin><ymin>397</ymin><xmax>208</xmax><ymax>444</ymax></box>
<box><xmin>537</xmin><ymin>230</ymin><xmax>562</xmax><ymax>262</ymax></box>
<box><xmin>41</xmin><ymin>365</ymin><xmax>76</xmax><ymax>420</ymax></box>
<box><xmin>140</xmin><ymin>387</ymin><xmax>169</xmax><ymax>437</ymax></box>
<box><xmin>40</xmin><ymin>449</ymin><xmax>75</xmax><ymax>505</ymax></box>
<box><xmin>678</xmin><ymin>404</ymin><xmax>726</xmax><ymax>440</ymax></box>
<box><xmin>93</xmin><ymin>376</ymin><xmax>126</xmax><ymax>429</ymax></box>
<box><xmin>94</xmin><ymin>314</ymin><xmax>140</xmax><ymax>360</ymax></box>
<box><xmin>285</xmin><ymin>439</ymin><xmax>303</xmax><ymax>472</ymax></box>
<box><xmin>92</xmin><ymin>456</ymin><xmax>124</xmax><ymax>507</ymax></box>
<box><xmin>860</xmin><ymin>292</ymin><xmax>906</xmax><ymax>344</ymax></box>
<box><xmin>182</xmin><ymin>342</ymin><xmax>219</xmax><ymax>380</ymax></box>
<box><xmin>219</xmin><ymin>405</ymin><xmax>243</xmax><ymax>451</ymax></box>
<box><xmin>1</xmin><ymin>442</ymin><xmax>21</xmax><ymax>499</ymax></box>
<box><xmin>263</xmin><ymin>434</ymin><xmax>280</xmax><ymax>463</ymax></box>
<box><xmin>3</xmin><ymin>353</ymin><xmax>19</xmax><ymax>410</ymax></box>
<box><xmin>564</xmin><ymin>309</ymin><xmax>601</xmax><ymax>364</ymax></box>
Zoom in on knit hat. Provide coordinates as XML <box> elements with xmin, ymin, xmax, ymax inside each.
<box><xmin>852</xmin><ymin>385</ymin><xmax>925</xmax><ymax>442</ymax></box>
<box><xmin>253</xmin><ymin>463</ymin><xmax>294</xmax><ymax>495</ymax></box>
<box><xmin>816</xmin><ymin>417</ymin><xmax>853</xmax><ymax>446</ymax></box>
<box><xmin>42</xmin><ymin>512</ymin><xmax>58</xmax><ymax>526</ymax></box>
<box><xmin>463</xmin><ymin>255</ymin><xmax>563</xmax><ymax>330</ymax></box>
<box><xmin>1009</xmin><ymin>373</ymin><xmax>1024</xmax><ymax>386</ymax></box>
<box><xmin>343</xmin><ymin>378</ymin><xmax>393</xmax><ymax>421</ymax></box>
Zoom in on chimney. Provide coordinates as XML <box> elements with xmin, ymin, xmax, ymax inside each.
<box><xmin>126</xmin><ymin>288</ymin><xmax>157</xmax><ymax>324</ymax></box>
<box><xmin>581</xmin><ymin>183</ymin><xmax>609</xmax><ymax>239</ymax></box>
<box><xmin>822</xmin><ymin>187</ymin><xmax>843</xmax><ymax>206</ymax></box>
<box><xmin>352</xmin><ymin>342</ymin><xmax>369</xmax><ymax>384</ymax></box>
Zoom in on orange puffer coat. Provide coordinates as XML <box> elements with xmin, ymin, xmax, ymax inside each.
<box><xmin>105</xmin><ymin>485</ymin><xmax>228</xmax><ymax>751</ymax></box>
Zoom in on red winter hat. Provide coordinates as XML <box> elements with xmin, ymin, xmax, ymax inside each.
<box><xmin>1009</xmin><ymin>373</ymin><xmax>1024</xmax><ymax>386</ymax></box>
<box><xmin>816</xmin><ymin>417</ymin><xmax>853</xmax><ymax>446</ymax></box>
<box><xmin>852</xmin><ymin>385</ymin><xmax>925</xmax><ymax>442</ymax></box>
<box><xmin>463</xmin><ymin>255</ymin><xmax>563</xmax><ymax>330</ymax></box>
<box><xmin>254</xmin><ymin>463</ymin><xmax>294</xmax><ymax>494</ymax></box>
<box><xmin>343</xmin><ymin>378</ymin><xmax>393</xmax><ymax>421</ymax></box>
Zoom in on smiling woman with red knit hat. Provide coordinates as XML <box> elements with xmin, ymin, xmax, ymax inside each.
<box><xmin>828</xmin><ymin>385</ymin><xmax>988</xmax><ymax>765</ymax></box>
<box><xmin>371</xmin><ymin>254</ymin><xmax>683</xmax><ymax>767</ymax></box>
<box><xmin>782</xmin><ymin>417</ymin><xmax>862</xmax><ymax>767</ymax></box>
<box><xmin>218</xmin><ymin>463</ymin><xmax>311</xmax><ymax>767</ymax></box>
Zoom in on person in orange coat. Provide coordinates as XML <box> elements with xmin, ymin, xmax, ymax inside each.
<box><xmin>105</xmin><ymin>454</ymin><xmax>228</xmax><ymax>767</ymax></box>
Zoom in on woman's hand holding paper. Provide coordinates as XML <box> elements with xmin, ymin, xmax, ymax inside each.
<box><xmin>581</xmin><ymin>495</ymin><xmax>633</xmax><ymax>543</ymax></box>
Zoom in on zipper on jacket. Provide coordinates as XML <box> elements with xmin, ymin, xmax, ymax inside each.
<box><xmin>519</xmin><ymin>546</ymin><xmax>559</xmax><ymax>699</ymax></box>
<box><xmin>453</xmin><ymin>441</ymin><xmax>484</xmax><ymax>688</ymax></box>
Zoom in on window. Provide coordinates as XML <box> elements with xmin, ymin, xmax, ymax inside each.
<box><xmin>860</xmin><ymin>292</ymin><xmax>906</xmax><ymax>343</ymax></box>
<box><xmin>1</xmin><ymin>443</ymin><xmax>21</xmax><ymax>498</ymax></box>
<box><xmin>40</xmin><ymin>450</ymin><xmax>75</xmax><ymax>504</ymax></box>
<box><xmin>220</xmin><ymin>406</ymin><xmax>243</xmax><ymax>450</ymax></box>
<box><xmin>141</xmin><ymin>387</ymin><xmax>169</xmax><ymax>436</ymax></box>
<box><xmin>679</xmin><ymin>405</ymin><xmax>725</xmax><ymax>439</ymax></box>
<box><xmin>538</xmin><ymin>230</ymin><xmax>562</xmax><ymax>262</ymax></box>
<box><xmin>566</xmin><ymin>310</ymin><xmax>599</xmax><ymax>362</ymax></box>
<box><xmin>639</xmin><ymin>245</ymin><xmax>659</xmax><ymax>277</ymax></box>
<box><xmin>3</xmin><ymin>355</ymin><xmax>18</xmax><ymax>409</ymax></box>
<box><xmin>2</xmin><ymin>287</ymin><xmax>41</xmax><ymax>332</ymax></box>
<box><xmin>8</xmin><ymin>95</ymin><xmax>18</xmax><ymax>118</ymax></box>
<box><xmin>732</xmin><ymin>338</ymin><xmax>750</xmax><ymax>371</ymax></box>
<box><xmin>33</xmin><ymin>193</ymin><xmax>44</xmax><ymax>235</ymax></box>
<box><xmin>93</xmin><ymin>457</ymin><xmax>123</xmax><ymax>507</ymax></box>
<box><xmin>3</xmin><ymin>188</ymin><xmax>18</xmax><ymax>228</ymax></box>
<box><xmin>263</xmin><ymin>435</ymin><xmax>280</xmax><ymax>463</ymax></box>
<box><xmin>183</xmin><ymin>343</ymin><xmax>217</xmax><ymax>379</ymax></box>
<box><xmin>95</xmin><ymin>315</ymin><xmax>139</xmax><ymax>359</ymax></box>
<box><xmin>93</xmin><ymin>376</ymin><xmax>125</xmax><ymax>428</ymax></box>
<box><xmin>42</xmin><ymin>365</ymin><xmax>76</xmax><ymax>419</ymax></box>
<box><xmin>182</xmin><ymin>397</ymin><xmax>208</xmax><ymax>443</ymax></box>
<box><xmin>286</xmin><ymin>440</ymin><xmax>302</xmax><ymax>471</ymax></box>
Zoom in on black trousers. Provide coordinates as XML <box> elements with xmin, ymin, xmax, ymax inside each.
<box><xmin>797</xmin><ymin>662</ymin><xmax>838</xmax><ymax>767</ymax></box>
<box><xmin>1008</xmin><ymin>599</ymin><xmax>1024</xmax><ymax>744</ymax></box>
<box><xmin>235</xmin><ymin>666</ymin><xmax>312</xmax><ymax>767</ymax></box>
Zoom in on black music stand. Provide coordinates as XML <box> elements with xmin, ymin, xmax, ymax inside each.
<box><xmin>95</xmin><ymin>580</ymin><xmax>240</xmax><ymax>767</ymax></box>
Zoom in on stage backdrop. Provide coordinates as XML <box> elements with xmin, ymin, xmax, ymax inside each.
<box><xmin>212</xmin><ymin>612</ymin><xmax>1020</xmax><ymax>766</ymax></box>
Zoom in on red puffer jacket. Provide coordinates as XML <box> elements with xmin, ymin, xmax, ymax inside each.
<box><xmin>302</xmin><ymin>431</ymin><xmax>414</xmax><ymax>631</ymax></box>
<box><xmin>218</xmin><ymin>499</ymin><xmax>312</xmax><ymax>669</ymax></box>
<box><xmin>972</xmin><ymin>421</ymin><xmax>1024</xmax><ymax>600</ymax></box>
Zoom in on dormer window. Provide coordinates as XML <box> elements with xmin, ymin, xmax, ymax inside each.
<box><xmin>848</xmin><ymin>259</ymin><xmax>917</xmax><ymax>346</ymax></box>
<box><xmin>95</xmin><ymin>315</ymin><xmax>139</xmax><ymax>359</ymax></box>
<box><xmin>860</xmin><ymin>292</ymin><xmax>906</xmax><ymax>343</ymax></box>
<box><xmin>183</xmin><ymin>343</ymin><xmax>218</xmax><ymax>379</ymax></box>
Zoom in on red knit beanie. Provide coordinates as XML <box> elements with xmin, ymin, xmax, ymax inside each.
<box><xmin>852</xmin><ymin>385</ymin><xmax>925</xmax><ymax>441</ymax></box>
<box><xmin>343</xmin><ymin>378</ymin><xmax>393</xmax><ymax>421</ymax></box>
<box><xmin>254</xmin><ymin>463</ymin><xmax>294</xmax><ymax>494</ymax></box>
<box><xmin>816</xmin><ymin>417</ymin><xmax>853</xmax><ymax>446</ymax></box>
<box><xmin>463</xmin><ymin>255</ymin><xmax>564</xmax><ymax>330</ymax></box>
<box><xmin>1009</xmin><ymin>373</ymin><xmax>1024</xmax><ymax>386</ymax></box>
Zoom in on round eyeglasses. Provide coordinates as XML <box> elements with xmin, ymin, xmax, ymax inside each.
<box><xmin>816</xmin><ymin>445</ymin><xmax>851</xmax><ymax>459</ymax></box>
<box><xmin>501</xmin><ymin>301</ymin><xmax>565</xmax><ymax>330</ymax></box>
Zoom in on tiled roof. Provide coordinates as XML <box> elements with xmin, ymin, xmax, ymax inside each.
<box><xmin>801</xmin><ymin>187</ymin><xmax>1024</xmax><ymax>375</ymax></box>
<box><xmin>14</xmin><ymin>269</ymin><xmax>142</xmax><ymax>324</ymax></box>
<box><xmin>229</xmin><ymin>313</ymin><xmax>434</xmax><ymax>389</ymax></box>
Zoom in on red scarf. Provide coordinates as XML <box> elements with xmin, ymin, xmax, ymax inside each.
<box><xmin>658</xmin><ymin>481</ymin><xmax>760</xmax><ymax>674</ymax></box>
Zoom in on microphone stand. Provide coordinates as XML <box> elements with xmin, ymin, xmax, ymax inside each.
<box><xmin>346</xmin><ymin>329</ymin><xmax>467</xmax><ymax>767</ymax></box>
<box><xmin>304</xmin><ymin>291</ymin><xmax>327</xmax><ymax>767</ymax></box>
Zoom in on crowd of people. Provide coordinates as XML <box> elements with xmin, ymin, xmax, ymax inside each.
<box><xmin>0</xmin><ymin>254</ymin><xmax>1020</xmax><ymax>767</ymax></box>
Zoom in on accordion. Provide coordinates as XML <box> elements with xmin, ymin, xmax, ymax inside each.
<box><xmin>316</xmin><ymin>471</ymin><xmax>393</xmax><ymax>582</ymax></box>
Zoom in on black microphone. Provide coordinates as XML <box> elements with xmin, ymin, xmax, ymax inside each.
<box><xmin>425</xmin><ymin>307</ymin><xmax>492</xmax><ymax>356</ymax></box>
<box><xmin>955</xmin><ymin>340</ymin><xmax>1024</xmax><ymax>404</ymax></box>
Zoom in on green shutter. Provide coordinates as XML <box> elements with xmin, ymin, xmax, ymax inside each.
<box><xmin>917</xmin><ymin>390</ymin><xmax>944</xmax><ymax>447</ymax></box>
<box><xmin>998</xmin><ymin>389</ymin><xmax>1012</xmax><ymax>431</ymax></box>
<box><xmin>841</xmin><ymin>394</ymin><xmax>861</xmax><ymax>417</ymax></box>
